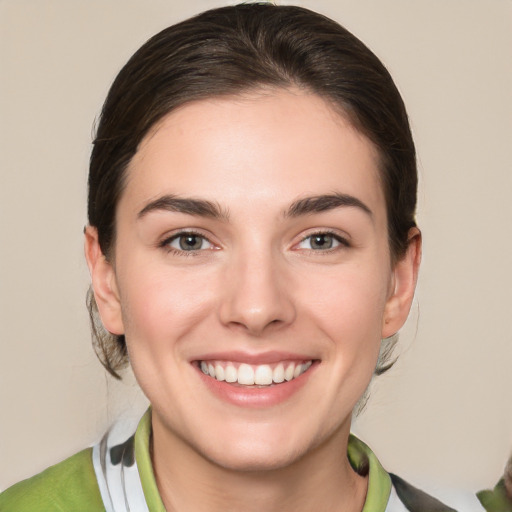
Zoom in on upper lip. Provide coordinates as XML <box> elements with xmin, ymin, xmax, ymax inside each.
<box><xmin>191</xmin><ymin>350</ymin><xmax>318</xmax><ymax>365</ymax></box>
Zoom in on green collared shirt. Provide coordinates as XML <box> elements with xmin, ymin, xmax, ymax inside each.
<box><xmin>0</xmin><ymin>410</ymin><xmax>475</xmax><ymax>511</ymax></box>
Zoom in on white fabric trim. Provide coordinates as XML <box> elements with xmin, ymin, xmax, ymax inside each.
<box><xmin>92</xmin><ymin>428</ymin><xmax>150</xmax><ymax>512</ymax></box>
<box><xmin>424</xmin><ymin>487</ymin><xmax>486</xmax><ymax>512</ymax></box>
<box><xmin>91</xmin><ymin>416</ymin><xmax>486</xmax><ymax>512</ymax></box>
<box><xmin>383</xmin><ymin>479</ymin><xmax>487</xmax><ymax>512</ymax></box>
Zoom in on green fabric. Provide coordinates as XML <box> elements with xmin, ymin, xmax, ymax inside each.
<box><xmin>135</xmin><ymin>414</ymin><xmax>391</xmax><ymax>511</ymax></box>
<box><xmin>477</xmin><ymin>479</ymin><xmax>512</xmax><ymax>512</ymax></box>
<box><xmin>347</xmin><ymin>434</ymin><xmax>391</xmax><ymax>511</ymax></box>
<box><xmin>135</xmin><ymin>409</ymin><xmax>166</xmax><ymax>512</ymax></box>
<box><xmin>135</xmin><ymin>419</ymin><xmax>392</xmax><ymax>511</ymax></box>
<box><xmin>0</xmin><ymin>414</ymin><xmax>394</xmax><ymax>512</ymax></box>
<box><xmin>0</xmin><ymin>448</ymin><xmax>104</xmax><ymax>512</ymax></box>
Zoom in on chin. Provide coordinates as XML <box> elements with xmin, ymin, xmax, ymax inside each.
<box><xmin>191</xmin><ymin>421</ymin><xmax>325</xmax><ymax>473</ymax></box>
<box><xmin>202</xmin><ymin>441</ymin><xmax>304</xmax><ymax>473</ymax></box>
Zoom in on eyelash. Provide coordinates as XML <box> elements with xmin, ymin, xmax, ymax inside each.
<box><xmin>159</xmin><ymin>230</ymin><xmax>215</xmax><ymax>256</ymax></box>
<box><xmin>158</xmin><ymin>229</ymin><xmax>350</xmax><ymax>256</ymax></box>
<box><xmin>296</xmin><ymin>230</ymin><xmax>350</xmax><ymax>253</ymax></box>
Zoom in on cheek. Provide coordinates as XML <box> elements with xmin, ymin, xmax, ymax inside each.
<box><xmin>297</xmin><ymin>264</ymin><xmax>390</xmax><ymax>374</ymax></box>
<box><xmin>302</xmin><ymin>265</ymin><xmax>390</xmax><ymax>333</ymax></box>
<box><xmin>116</xmin><ymin>262</ymin><xmax>218</xmax><ymax>352</ymax></box>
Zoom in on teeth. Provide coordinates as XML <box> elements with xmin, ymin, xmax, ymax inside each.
<box><xmin>254</xmin><ymin>364</ymin><xmax>273</xmax><ymax>385</ymax></box>
<box><xmin>238</xmin><ymin>364</ymin><xmax>255</xmax><ymax>385</ymax></box>
<box><xmin>225</xmin><ymin>364</ymin><xmax>237</xmax><ymax>383</ymax></box>
<box><xmin>273</xmin><ymin>363</ymin><xmax>285</xmax><ymax>383</ymax></box>
<box><xmin>199</xmin><ymin>360</ymin><xmax>313</xmax><ymax>386</ymax></box>
<box><xmin>284</xmin><ymin>364</ymin><xmax>295</xmax><ymax>381</ymax></box>
<box><xmin>215</xmin><ymin>364</ymin><xmax>225</xmax><ymax>381</ymax></box>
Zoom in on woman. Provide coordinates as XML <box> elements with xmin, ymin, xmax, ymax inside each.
<box><xmin>0</xmin><ymin>3</ymin><xmax>498</xmax><ymax>511</ymax></box>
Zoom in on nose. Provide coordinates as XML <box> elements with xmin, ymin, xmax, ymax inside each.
<box><xmin>218</xmin><ymin>247</ymin><xmax>296</xmax><ymax>336</ymax></box>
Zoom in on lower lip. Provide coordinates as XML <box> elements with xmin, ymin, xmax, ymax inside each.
<box><xmin>195</xmin><ymin>363</ymin><xmax>317</xmax><ymax>408</ymax></box>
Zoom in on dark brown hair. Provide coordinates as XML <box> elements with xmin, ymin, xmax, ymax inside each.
<box><xmin>87</xmin><ymin>3</ymin><xmax>417</xmax><ymax>378</ymax></box>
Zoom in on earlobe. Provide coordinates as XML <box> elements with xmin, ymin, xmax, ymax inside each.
<box><xmin>84</xmin><ymin>226</ymin><xmax>125</xmax><ymax>335</ymax></box>
<box><xmin>381</xmin><ymin>228</ymin><xmax>422</xmax><ymax>339</ymax></box>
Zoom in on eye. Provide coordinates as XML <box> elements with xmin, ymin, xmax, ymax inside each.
<box><xmin>164</xmin><ymin>232</ymin><xmax>214</xmax><ymax>252</ymax></box>
<box><xmin>297</xmin><ymin>232</ymin><xmax>347</xmax><ymax>251</ymax></box>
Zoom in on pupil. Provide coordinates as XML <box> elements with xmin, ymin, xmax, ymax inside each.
<box><xmin>311</xmin><ymin>234</ymin><xmax>332</xmax><ymax>249</ymax></box>
<box><xmin>180</xmin><ymin>235</ymin><xmax>202</xmax><ymax>250</ymax></box>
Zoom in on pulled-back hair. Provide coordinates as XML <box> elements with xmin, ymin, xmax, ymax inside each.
<box><xmin>87</xmin><ymin>3</ymin><xmax>417</xmax><ymax>378</ymax></box>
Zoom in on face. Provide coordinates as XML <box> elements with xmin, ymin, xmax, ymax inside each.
<box><xmin>87</xmin><ymin>89</ymin><xmax>419</xmax><ymax>472</ymax></box>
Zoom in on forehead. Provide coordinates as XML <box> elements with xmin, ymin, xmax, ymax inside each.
<box><xmin>122</xmin><ymin>89</ymin><xmax>385</xmax><ymax>219</ymax></box>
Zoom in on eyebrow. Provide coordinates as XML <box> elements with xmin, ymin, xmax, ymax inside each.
<box><xmin>285</xmin><ymin>193</ymin><xmax>373</xmax><ymax>218</ymax></box>
<box><xmin>138</xmin><ymin>195</ymin><xmax>228</xmax><ymax>220</ymax></box>
<box><xmin>137</xmin><ymin>192</ymin><xmax>371</xmax><ymax>221</ymax></box>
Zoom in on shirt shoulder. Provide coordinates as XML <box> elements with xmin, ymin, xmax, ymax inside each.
<box><xmin>0</xmin><ymin>448</ymin><xmax>105</xmax><ymax>512</ymax></box>
<box><xmin>389</xmin><ymin>473</ymin><xmax>458</xmax><ymax>511</ymax></box>
<box><xmin>477</xmin><ymin>479</ymin><xmax>512</xmax><ymax>512</ymax></box>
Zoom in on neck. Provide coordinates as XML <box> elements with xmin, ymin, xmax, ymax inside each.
<box><xmin>152</xmin><ymin>416</ymin><xmax>367</xmax><ymax>512</ymax></box>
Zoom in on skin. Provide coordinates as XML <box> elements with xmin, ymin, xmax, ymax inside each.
<box><xmin>85</xmin><ymin>89</ymin><xmax>421</xmax><ymax>512</ymax></box>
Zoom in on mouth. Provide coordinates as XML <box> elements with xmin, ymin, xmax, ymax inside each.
<box><xmin>195</xmin><ymin>359</ymin><xmax>314</xmax><ymax>387</ymax></box>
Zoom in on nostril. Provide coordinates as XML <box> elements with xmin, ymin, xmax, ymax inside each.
<box><xmin>218</xmin><ymin>269</ymin><xmax>297</xmax><ymax>334</ymax></box>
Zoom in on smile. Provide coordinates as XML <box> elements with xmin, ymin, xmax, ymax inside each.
<box><xmin>199</xmin><ymin>360</ymin><xmax>313</xmax><ymax>386</ymax></box>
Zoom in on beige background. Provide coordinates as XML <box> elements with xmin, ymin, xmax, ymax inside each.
<box><xmin>1</xmin><ymin>0</ymin><xmax>511</xmax><ymax>495</ymax></box>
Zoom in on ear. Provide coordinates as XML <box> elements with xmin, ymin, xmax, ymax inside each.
<box><xmin>84</xmin><ymin>226</ymin><xmax>124</xmax><ymax>335</ymax></box>
<box><xmin>381</xmin><ymin>228</ymin><xmax>422</xmax><ymax>339</ymax></box>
